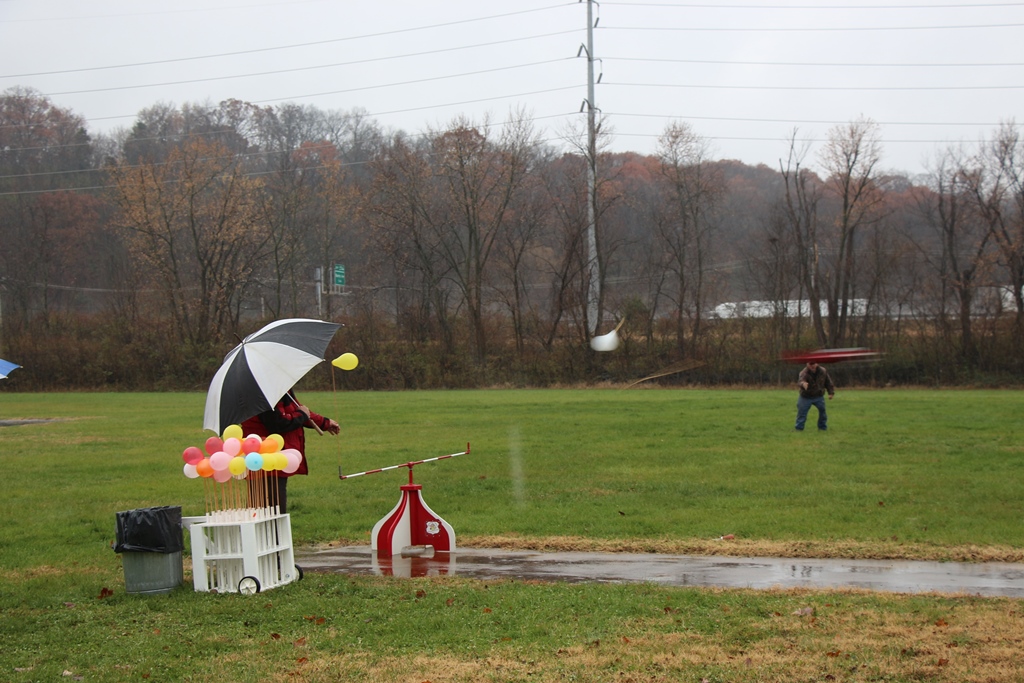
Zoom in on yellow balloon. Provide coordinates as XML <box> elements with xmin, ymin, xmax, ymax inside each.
<box><xmin>332</xmin><ymin>352</ymin><xmax>359</xmax><ymax>371</ymax></box>
<box><xmin>228</xmin><ymin>456</ymin><xmax>247</xmax><ymax>476</ymax></box>
<box><xmin>222</xmin><ymin>424</ymin><xmax>243</xmax><ymax>441</ymax></box>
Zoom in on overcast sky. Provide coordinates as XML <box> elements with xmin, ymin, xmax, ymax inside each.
<box><xmin>2</xmin><ymin>0</ymin><xmax>1021</xmax><ymax>176</ymax></box>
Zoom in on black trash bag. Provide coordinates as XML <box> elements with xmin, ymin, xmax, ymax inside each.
<box><xmin>114</xmin><ymin>505</ymin><xmax>183</xmax><ymax>553</ymax></box>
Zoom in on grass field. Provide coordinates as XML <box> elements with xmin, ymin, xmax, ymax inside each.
<box><xmin>2</xmin><ymin>388</ymin><xmax>1023</xmax><ymax>682</ymax></box>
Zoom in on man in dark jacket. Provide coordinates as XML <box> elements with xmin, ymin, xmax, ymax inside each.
<box><xmin>795</xmin><ymin>361</ymin><xmax>835</xmax><ymax>431</ymax></box>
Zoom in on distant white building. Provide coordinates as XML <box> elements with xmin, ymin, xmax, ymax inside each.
<box><xmin>712</xmin><ymin>299</ymin><xmax>868</xmax><ymax>319</ymax></box>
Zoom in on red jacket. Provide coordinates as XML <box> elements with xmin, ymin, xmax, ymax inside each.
<box><xmin>240</xmin><ymin>392</ymin><xmax>329</xmax><ymax>477</ymax></box>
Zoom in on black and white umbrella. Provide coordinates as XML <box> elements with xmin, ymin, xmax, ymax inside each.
<box><xmin>203</xmin><ymin>318</ymin><xmax>341</xmax><ymax>434</ymax></box>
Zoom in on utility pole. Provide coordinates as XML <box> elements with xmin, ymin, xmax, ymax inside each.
<box><xmin>582</xmin><ymin>0</ymin><xmax>601</xmax><ymax>336</ymax></box>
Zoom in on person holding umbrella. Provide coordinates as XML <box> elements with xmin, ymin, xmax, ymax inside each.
<box><xmin>243</xmin><ymin>390</ymin><xmax>340</xmax><ymax>513</ymax></box>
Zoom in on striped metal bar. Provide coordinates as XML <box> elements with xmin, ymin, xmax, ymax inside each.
<box><xmin>339</xmin><ymin>443</ymin><xmax>471</xmax><ymax>481</ymax></box>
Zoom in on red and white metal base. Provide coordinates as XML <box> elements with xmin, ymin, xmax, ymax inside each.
<box><xmin>371</xmin><ymin>482</ymin><xmax>455</xmax><ymax>558</ymax></box>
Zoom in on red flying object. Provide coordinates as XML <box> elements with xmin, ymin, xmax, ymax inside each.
<box><xmin>781</xmin><ymin>348</ymin><xmax>882</xmax><ymax>364</ymax></box>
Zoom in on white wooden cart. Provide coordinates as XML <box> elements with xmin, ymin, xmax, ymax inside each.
<box><xmin>184</xmin><ymin>510</ymin><xmax>302</xmax><ymax>594</ymax></box>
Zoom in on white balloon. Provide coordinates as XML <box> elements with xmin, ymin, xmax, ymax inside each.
<box><xmin>590</xmin><ymin>330</ymin><xmax>620</xmax><ymax>352</ymax></box>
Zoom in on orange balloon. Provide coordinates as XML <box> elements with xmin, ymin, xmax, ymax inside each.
<box><xmin>195</xmin><ymin>458</ymin><xmax>214</xmax><ymax>478</ymax></box>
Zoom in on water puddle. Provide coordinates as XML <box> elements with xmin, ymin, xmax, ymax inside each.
<box><xmin>296</xmin><ymin>546</ymin><xmax>1024</xmax><ymax>597</ymax></box>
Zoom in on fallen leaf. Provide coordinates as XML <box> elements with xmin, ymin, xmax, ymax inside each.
<box><xmin>63</xmin><ymin>602</ymin><xmax>75</xmax><ymax>608</ymax></box>
<box><xmin>295</xmin><ymin>657</ymin><xmax>308</xmax><ymax>664</ymax></box>
<box><xmin>97</xmin><ymin>587</ymin><xmax>113</xmax><ymax>600</ymax></box>
<box><xmin>416</xmin><ymin>589</ymin><xmax>426</xmax><ymax>598</ymax></box>
<box><xmin>878</xmin><ymin>501</ymin><xmax>885</xmax><ymax>507</ymax></box>
<box><xmin>446</xmin><ymin>598</ymin><xmax>455</xmax><ymax>606</ymax></box>
<box><xmin>827</xmin><ymin>650</ymin><xmax>841</xmax><ymax>657</ymax></box>
<box><xmin>618</xmin><ymin>510</ymin><xmax>626</xmax><ymax>516</ymax></box>
<box><xmin>935</xmin><ymin>618</ymin><xmax>948</xmax><ymax>627</ymax></box>
<box><xmin>622</xmin><ymin>636</ymin><xmax>631</xmax><ymax>643</ymax></box>
<box><xmin>293</xmin><ymin>637</ymin><xmax>307</xmax><ymax>647</ymax></box>
<box><xmin>721</xmin><ymin>534</ymin><xmax>735</xmax><ymax>540</ymax></box>
<box><xmin>937</xmin><ymin>658</ymin><xmax>949</xmax><ymax>666</ymax></box>
<box><xmin>271</xmin><ymin>633</ymin><xmax>281</xmax><ymax>640</ymax></box>
<box><xmin>483</xmin><ymin>608</ymin><xmax>492</xmax><ymax>613</ymax></box>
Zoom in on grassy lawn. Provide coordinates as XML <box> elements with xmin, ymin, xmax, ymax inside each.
<box><xmin>2</xmin><ymin>388</ymin><xmax>1023</xmax><ymax>681</ymax></box>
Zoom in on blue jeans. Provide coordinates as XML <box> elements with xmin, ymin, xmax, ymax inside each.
<box><xmin>795</xmin><ymin>396</ymin><xmax>828</xmax><ymax>431</ymax></box>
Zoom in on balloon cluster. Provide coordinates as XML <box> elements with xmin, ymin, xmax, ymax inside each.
<box><xmin>181</xmin><ymin>424</ymin><xmax>301</xmax><ymax>482</ymax></box>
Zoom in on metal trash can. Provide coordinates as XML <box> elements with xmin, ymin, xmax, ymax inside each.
<box><xmin>114</xmin><ymin>506</ymin><xmax>184</xmax><ymax>595</ymax></box>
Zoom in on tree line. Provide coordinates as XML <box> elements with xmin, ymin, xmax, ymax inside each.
<box><xmin>1</xmin><ymin>86</ymin><xmax>1022</xmax><ymax>391</ymax></box>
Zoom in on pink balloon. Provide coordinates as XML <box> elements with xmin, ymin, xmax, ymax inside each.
<box><xmin>213</xmin><ymin>468</ymin><xmax>232</xmax><ymax>483</ymax></box>
<box><xmin>209</xmin><ymin>451</ymin><xmax>231</xmax><ymax>471</ymax></box>
<box><xmin>182</xmin><ymin>446</ymin><xmax>203</xmax><ymax>465</ymax></box>
<box><xmin>283</xmin><ymin>449</ymin><xmax>302</xmax><ymax>474</ymax></box>
<box><xmin>223</xmin><ymin>437</ymin><xmax>242</xmax><ymax>457</ymax></box>
<box><xmin>205</xmin><ymin>436</ymin><xmax>223</xmax><ymax>455</ymax></box>
<box><xmin>183</xmin><ymin>463</ymin><xmax>199</xmax><ymax>479</ymax></box>
<box><xmin>242</xmin><ymin>435</ymin><xmax>263</xmax><ymax>454</ymax></box>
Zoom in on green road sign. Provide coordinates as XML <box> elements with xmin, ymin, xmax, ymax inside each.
<box><xmin>333</xmin><ymin>264</ymin><xmax>346</xmax><ymax>286</ymax></box>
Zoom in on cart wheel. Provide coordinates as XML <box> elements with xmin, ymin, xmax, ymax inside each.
<box><xmin>296</xmin><ymin>565</ymin><xmax>304</xmax><ymax>581</ymax></box>
<box><xmin>238</xmin><ymin>576</ymin><xmax>261</xmax><ymax>595</ymax></box>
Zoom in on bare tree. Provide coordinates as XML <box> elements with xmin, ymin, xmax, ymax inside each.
<box><xmin>110</xmin><ymin>137</ymin><xmax>266</xmax><ymax>349</ymax></box>
<box><xmin>429</xmin><ymin>113</ymin><xmax>537</xmax><ymax>360</ymax></box>
<box><xmin>963</xmin><ymin>121</ymin><xmax>1024</xmax><ymax>347</ymax></box>
<box><xmin>817</xmin><ymin>117</ymin><xmax>886</xmax><ymax>345</ymax></box>
<box><xmin>367</xmin><ymin>134</ymin><xmax>456</xmax><ymax>351</ymax></box>
<box><xmin>654</xmin><ymin>121</ymin><xmax>722</xmax><ymax>355</ymax></box>
<box><xmin>779</xmin><ymin>131</ymin><xmax>827</xmax><ymax>344</ymax></box>
<box><xmin>914</xmin><ymin>147</ymin><xmax>993</xmax><ymax>365</ymax></box>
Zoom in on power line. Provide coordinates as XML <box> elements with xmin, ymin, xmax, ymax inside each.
<box><xmin>602</xmin><ymin>81</ymin><xmax>1024</xmax><ymax>91</ymax></box>
<box><xmin>603</xmin><ymin>56</ymin><xmax>1024</xmax><ymax>68</ymax></box>
<box><xmin>40</xmin><ymin>57</ymin><xmax>577</xmax><ymax>98</ymax></box>
<box><xmin>604</xmin><ymin>2</ymin><xmax>1024</xmax><ymax>8</ymax></box>
<box><xmin>604</xmin><ymin>111</ymin><xmax>1006</xmax><ymax>127</ymax></box>
<box><xmin>0</xmin><ymin>29</ymin><xmax>580</xmax><ymax>82</ymax></box>
<box><xmin>602</xmin><ymin>21</ymin><xmax>1024</xmax><ymax>32</ymax></box>
<box><xmin>0</xmin><ymin>3</ymin><xmax>577</xmax><ymax>77</ymax></box>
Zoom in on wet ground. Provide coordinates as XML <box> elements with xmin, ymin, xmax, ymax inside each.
<box><xmin>0</xmin><ymin>419</ymin><xmax>63</xmax><ymax>427</ymax></box>
<box><xmin>296</xmin><ymin>545</ymin><xmax>1024</xmax><ymax>598</ymax></box>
